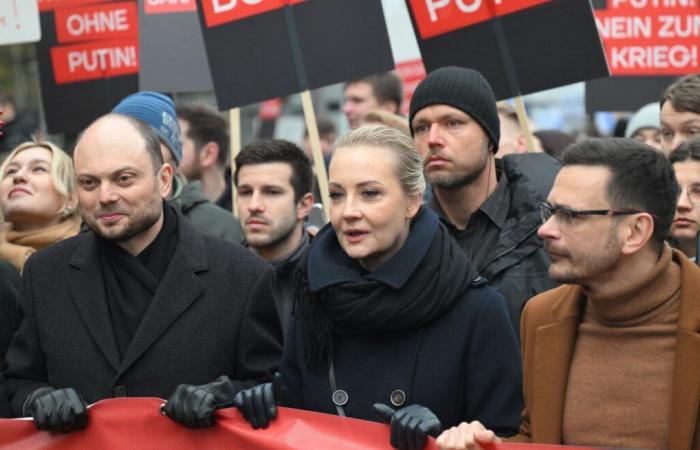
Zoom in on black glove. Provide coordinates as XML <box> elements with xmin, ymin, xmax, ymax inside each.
<box><xmin>24</xmin><ymin>387</ymin><xmax>88</xmax><ymax>433</ymax></box>
<box><xmin>373</xmin><ymin>403</ymin><xmax>442</xmax><ymax>450</ymax></box>
<box><xmin>233</xmin><ymin>372</ymin><xmax>283</xmax><ymax>429</ymax></box>
<box><xmin>162</xmin><ymin>375</ymin><xmax>237</xmax><ymax>428</ymax></box>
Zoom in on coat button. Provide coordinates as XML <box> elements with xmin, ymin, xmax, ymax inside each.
<box><xmin>113</xmin><ymin>386</ymin><xmax>127</xmax><ymax>397</ymax></box>
<box><xmin>332</xmin><ymin>389</ymin><xmax>348</xmax><ymax>406</ymax></box>
<box><xmin>390</xmin><ymin>389</ymin><xmax>406</xmax><ymax>407</ymax></box>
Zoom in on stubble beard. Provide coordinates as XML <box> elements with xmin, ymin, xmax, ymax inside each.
<box><xmin>246</xmin><ymin>214</ymin><xmax>299</xmax><ymax>255</ymax></box>
<box><xmin>424</xmin><ymin>144</ymin><xmax>490</xmax><ymax>190</ymax></box>
<box><xmin>547</xmin><ymin>227</ymin><xmax>621</xmax><ymax>285</ymax></box>
<box><xmin>82</xmin><ymin>194</ymin><xmax>163</xmax><ymax>244</ymax></box>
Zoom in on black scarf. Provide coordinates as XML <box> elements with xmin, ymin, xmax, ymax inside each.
<box><xmin>296</xmin><ymin>207</ymin><xmax>475</xmax><ymax>371</ymax></box>
<box><xmin>98</xmin><ymin>204</ymin><xmax>178</xmax><ymax>360</ymax></box>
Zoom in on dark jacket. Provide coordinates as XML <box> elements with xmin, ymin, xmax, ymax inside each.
<box><xmin>0</xmin><ymin>261</ymin><xmax>20</xmax><ymax>418</ymax></box>
<box><xmin>432</xmin><ymin>156</ymin><xmax>559</xmax><ymax>335</ymax></box>
<box><xmin>281</xmin><ymin>209</ymin><xmax>523</xmax><ymax>435</ymax></box>
<box><xmin>271</xmin><ymin>231</ymin><xmax>311</xmax><ymax>339</ymax></box>
<box><xmin>168</xmin><ymin>176</ymin><xmax>245</xmax><ymax>245</ymax></box>
<box><xmin>2</xmin><ymin>211</ymin><xmax>282</xmax><ymax>416</ymax></box>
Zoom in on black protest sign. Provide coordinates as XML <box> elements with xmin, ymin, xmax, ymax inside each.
<box><xmin>196</xmin><ymin>0</ymin><xmax>395</xmax><ymax>110</ymax></box>
<box><xmin>585</xmin><ymin>0</ymin><xmax>698</xmax><ymax>112</ymax></box>
<box><xmin>405</xmin><ymin>0</ymin><xmax>609</xmax><ymax>100</ymax></box>
<box><xmin>138</xmin><ymin>0</ymin><xmax>213</xmax><ymax>92</ymax></box>
<box><xmin>36</xmin><ymin>0</ymin><xmax>138</xmax><ymax>134</ymax></box>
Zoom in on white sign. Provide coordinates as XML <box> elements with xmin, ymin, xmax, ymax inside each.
<box><xmin>0</xmin><ymin>0</ymin><xmax>41</xmax><ymax>45</ymax></box>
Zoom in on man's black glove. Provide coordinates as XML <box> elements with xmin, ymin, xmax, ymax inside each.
<box><xmin>373</xmin><ymin>403</ymin><xmax>442</xmax><ymax>450</ymax></box>
<box><xmin>233</xmin><ymin>372</ymin><xmax>283</xmax><ymax>429</ymax></box>
<box><xmin>161</xmin><ymin>375</ymin><xmax>237</xmax><ymax>428</ymax></box>
<box><xmin>23</xmin><ymin>387</ymin><xmax>88</xmax><ymax>433</ymax></box>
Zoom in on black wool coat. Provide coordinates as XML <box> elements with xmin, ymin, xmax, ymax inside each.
<box><xmin>0</xmin><ymin>261</ymin><xmax>20</xmax><ymax>418</ymax></box>
<box><xmin>3</xmin><ymin>212</ymin><xmax>282</xmax><ymax>416</ymax></box>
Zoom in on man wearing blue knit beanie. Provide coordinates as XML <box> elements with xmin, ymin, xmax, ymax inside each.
<box><xmin>409</xmin><ymin>66</ymin><xmax>557</xmax><ymax>336</ymax></box>
<box><xmin>112</xmin><ymin>92</ymin><xmax>243</xmax><ymax>244</ymax></box>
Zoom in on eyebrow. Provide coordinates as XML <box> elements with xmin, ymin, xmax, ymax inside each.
<box><xmin>76</xmin><ymin>166</ymin><xmax>140</xmax><ymax>178</ymax></box>
<box><xmin>662</xmin><ymin>118</ymin><xmax>700</xmax><ymax>127</ymax></box>
<box><xmin>6</xmin><ymin>158</ymin><xmax>51</xmax><ymax>167</ymax></box>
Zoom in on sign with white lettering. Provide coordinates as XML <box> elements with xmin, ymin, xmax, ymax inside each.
<box><xmin>144</xmin><ymin>0</ymin><xmax>196</xmax><ymax>14</ymax></box>
<box><xmin>0</xmin><ymin>0</ymin><xmax>41</xmax><ymax>45</ymax></box>
<box><xmin>36</xmin><ymin>0</ymin><xmax>138</xmax><ymax>133</ymax></box>
<box><xmin>196</xmin><ymin>0</ymin><xmax>395</xmax><ymax>110</ymax></box>
<box><xmin>405</xmin><ymin>0</ymin><xmax>609</xmax><ymax>99</ymax></box>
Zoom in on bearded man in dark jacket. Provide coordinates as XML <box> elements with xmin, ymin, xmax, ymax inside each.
<box><xmin>409</xmin><ymin>66</ymin><xmax>558</xmax><ymax>335</ymax></box>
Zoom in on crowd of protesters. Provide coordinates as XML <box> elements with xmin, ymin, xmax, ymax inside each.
<box><xmin>0</xmin><ymin>68</ymin><xmax>698</xmax><ymax>450</ymax></box>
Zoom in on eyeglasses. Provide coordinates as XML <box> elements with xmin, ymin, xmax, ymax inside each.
<box><xmin>685</xmin><ymin>183</ymin><xmax>700</xmax><ymax>205</ymax></box>
<box><xmin>538</xmin><ymin>202</ymin><xmax>644</xmax><ymax>225</ymax></box>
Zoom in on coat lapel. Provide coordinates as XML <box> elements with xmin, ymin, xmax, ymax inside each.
<box><xmin>669</xmin><ymin>252</ymin><xmax>700</xmax><ymax>450</ymax></box>
<box><xmin>68</xmin><ymin>233</ymin><xmax>121</xmax><ymax>371</ymax></box>
<box><xmin>531</xmin><ymin>287</ymin><xmax>584</xmax><ymax>443</ymax></box>
<box><xmin>116</xmin><ymin>219</ymin><xmax>207</xmax><ymax>378</ymax></box>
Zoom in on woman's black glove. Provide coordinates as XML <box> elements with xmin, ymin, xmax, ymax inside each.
<box><xmin>373</xmin><ymin>403</ymin><xmax>442</xmax><ymax>450</ymax></box>
<box><xmin>24</xmin><ymin>387</ymin><xmax>88</xmax><ymax>433</ymax></box>
<box><xmin>161</xmin><ymin>375</ymin><xmax>237</xmax><ymax>428</ymax></box>
<box><xmin>233</xmin><ymin>372</ymin><xmax>283</xmax><ymax>429</ymax></box>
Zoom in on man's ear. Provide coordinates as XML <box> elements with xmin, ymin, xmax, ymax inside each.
<box><xmin>620</xmin><ymin>213</ymin><xmax>655</xmax><ymax>256</ymax></box>
<box><xmin>296</xmin><ymin>193</ymin><xmax>314</xmax><ymax>221</ymax></box>
<box><xmin>199</xmin><ymin>142</ymin><xmax>220</xmax><ymax>169</ymax></box>
<box><xmin>158</xmin><ymin>163</ymin><xmax>174</xmax><ymax>199</ymax></box>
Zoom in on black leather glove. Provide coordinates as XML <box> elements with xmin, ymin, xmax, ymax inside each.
<box><xmin>162</xmin><ymin>375</ymin><xmax>237</xmax><ymax>428</ymax></box>
<box><xmin>373</xmin><ymin>403</ymin><xmax>442</xmax><ymax>450</ymax></box>
<box><xmin>233</xmin><ymin>372</ymin><xmax>283</xmax><ymax>429</ymax></box>
<box><xmin>24</xmin><ymin>387</ymin><xmax>88</xmax><ymax>433</ymax></box>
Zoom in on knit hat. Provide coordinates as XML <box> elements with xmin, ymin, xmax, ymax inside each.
<box><xmin>625</xmin><ymin>102</ymin><xmax>661</xmax><ymax>138</ymax></box>
<box><xmin>409</xmin><ymin>66</ymin><xmax>500</xmax><ymax>152</ymax></box>
<box><xmin>112</xmin><ymin>92</ymin><xmax>182</xmax><ymax>165</ymax></box>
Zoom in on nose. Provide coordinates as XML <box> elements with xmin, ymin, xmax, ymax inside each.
<box><xmin>427</xmin><ymin>124</ymin><xmax>444</xmax><ymax>147</ymax></box>
<box><xmin>11</xmin><ymin>167</ymin><xmax>27</xmax><ymax>183</ymax></box>
<box><xmin>247</xmin><ymin>191</ymin><xmax>264</xmax><ymax>213</ymax></box>
<box><xmin>340</xmin><ymin>196</ymin><xmax>361</xmax><ymax>221</ymax></box>
<box><xmin>677</xmin><ymin>187</ymin><xmax>693</xmax><ymax>211</ymax></box>
<box><xmin>671</xmin><ymin>135</ymin><xmax>686</xmax><ymax>152</ymax></box>
<box><xmin>537</xmin><ymin>215</ymin><xmax>559</xmax><ymax>241</ymax></box>
<box><xmin>98</xmin><ymin>183</ymin><xmax>118</xmax><ymax>204</ymax></box>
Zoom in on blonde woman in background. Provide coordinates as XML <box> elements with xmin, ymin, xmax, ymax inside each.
<box><xmin>0</xmin><ymin>141</ymin><xmax>80</xmax><ymax>272</ymax></box>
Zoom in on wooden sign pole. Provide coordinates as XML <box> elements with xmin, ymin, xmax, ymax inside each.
<box><xmin>229</xmin><ymin>108</ymin><xmax>241</xmax><ymax>216</ymax></box>
<box><xmin>513</xmin><ymin>95</ymin><xmax>537</xmax><ymax>153</ymax></box>
<box><xmin>300</xmin><ymin>90</ymin><xmax>330</xmax><ymax>222</ymax></box>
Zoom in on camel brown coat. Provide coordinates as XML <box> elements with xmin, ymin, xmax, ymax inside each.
<box><xmin>513</xmin><ymin>249</ymin><xmax>700</xmax><ymax>450</ymax></box>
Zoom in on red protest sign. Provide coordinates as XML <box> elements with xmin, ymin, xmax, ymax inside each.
<box><xmin>200</xmin><ymin>0</ymin><xmax>304</xmax><ymax>28</ymax></box>
<box><xmin>39</xmin><ymin>0</ymin><xmax>113</xmax><ymax>13</ymax></box>
<box><xmin>144</xmin><ymin>0</ymin><xmax>198</xmax><ymax>14</ymax></box>
<box><xmin>595</xmin><ymin>1</ymin><xmax>700</xmax><ymax>75</ymax></box>
<box><xmin>54</xmin><ymin>1</ymin><xmax>137</xmax><ymax>44</ymax></box>
<box><xmin>408</xmin><ymin>0</ymin><xmax>550</xmax><ymax>39</ymax></box>
<box><xmin>50</xmin><ymin>37</ymin><xmax>139</xmax><ymax>84</ymax></box>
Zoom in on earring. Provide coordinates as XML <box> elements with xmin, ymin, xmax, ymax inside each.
<box><xmin>61</xmin><ymin>206</ymin><xmax>73</xmax><ymax>219</ymax></box>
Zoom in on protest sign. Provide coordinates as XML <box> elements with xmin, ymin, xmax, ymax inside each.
<box><xmin>405</xmin><ymin>0</ymin><xmax>609</xmax><ymax>100</ymax></box>
<box><xmin>36</xmin><ymin>0</ymin><xmax>138</xmax><ymax>133</ymax></box>
<box><xmin>138</xmin><ymin>0</ymin><xmax>213</xmax><ymax>92</ymax></box>
<box><xmin>0</xmin><ymin>0</ymin><xmax>41</xmax><ymax>45</ymax></box>
<box><xmin>586</xmin><ymin>0</ymin><xmax>698</xmax><ymax>112</ymax></box>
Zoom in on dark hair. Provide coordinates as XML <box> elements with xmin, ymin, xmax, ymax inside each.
<box><xmin>304</xmin><ymin>116</ymin><xmax>336</xmax><ymax>139</ymax></box>
<box><xmin>661</xmin><ymin>73</ymin><xmax>700</xmax><ymax>114</ymax></box>
<box><xmin>346</xmin><ymin>72</ymin><xmax>403</xmax><ymax>112</ymax></box>
<box><xmin>234</xmin><ymin>139</ymin><xmax>313</xmax><ymax>202</ymax></box>
<box><xmin>561</xmin><ymin>138</ymin><xmax>679</xmax><ymax>250</ymax></box>
<box><xmin>176</xmin><ymin>104</ymin><xmax>229</xmax><ymax>168</ymax></box>
<box><xmin>669</xmin><ymin>138</ymin><xmax>700</xmax><ymax>164</ymax></box>
<box><xmin>533</xmin><ymin>130</ymin><xmax>575</xmax><ymax>161</ymax></box>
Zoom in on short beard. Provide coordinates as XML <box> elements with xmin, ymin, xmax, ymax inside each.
<box><xmin>425</xmin><ymin>143</ymin><xmax>490</xmax><ymax>190</ymax></box>
<box><xmin>247</xmin><ymin>216</ymin><xmax>299</xmax><ymax>255</ymax></box>
<box><xmin>82</xmin><ymin>197</ymin><xmax>163</xmax><ymax>244</ymax></box>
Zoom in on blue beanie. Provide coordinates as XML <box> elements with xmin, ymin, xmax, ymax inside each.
<box><xmin>112</xmin><ymin>92</ymin><xmax>182</xmax><ymax>165</ymax></box>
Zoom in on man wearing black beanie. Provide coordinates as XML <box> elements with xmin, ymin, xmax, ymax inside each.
<box><xmin>409</xmin><ymin>66</ymin><xmax>557</xmax><ymax>335</ymax></box>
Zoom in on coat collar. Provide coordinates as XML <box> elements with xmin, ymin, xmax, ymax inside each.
<box><xmin>68</xmin><ymin>208</ymin><xmax>208</xmax><ymax>376</ymax></box>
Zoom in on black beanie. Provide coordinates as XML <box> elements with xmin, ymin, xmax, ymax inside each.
<box><xmin>409</xmin><ymin>66</ymin><xmax>500</xmax><ymax>152</ymax></box>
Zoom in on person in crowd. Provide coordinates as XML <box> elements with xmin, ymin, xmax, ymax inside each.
<box><xmin>2</xmin><ymin>113</ymin><xmax>282</xmax><ymax>432</ymax></box>
<box><xmin>234</xmin><ymin>139</ymin><xmax>314</xmax><ymax>337</ymax></box>
<box><xmin>112</xmin><ymin>92</ymin><xmax>243</xmax><ymax>244</ymax></box>
<box><xmin>436</xmin><ymin>138</ymin><xmax>700</xmax><ymax>450</ymax></box>
<box><xmin>0</xmin><ymin>141</ymin><xmax>80</xmax><ymax>273</ymax></box>
<box><xmin>494</xmin><ymin>102</ymin><xmax>536</xmax><ymax>157</ymax></box>
<box><xmin>0</xmin><ymin>95</ymin><xmax>39</xmax><ymax>156</ymax></box>
<box><xmin>625</xmin><ymin>102</ymin><xmax>662</xmax><ymax>152</ymax></box>
<box><xmin>343</xmin><ymin>73</ymin><xmax>403</xmax><ymax>129</ymax></box>
<box><xmin>533</xmin><ymin>130</ymin><xmax>575</xmax><ymax>162</ymax></box>
<box><xmin>302</xmin><ymin>116</ymin><xmax>337</xmax><ymax>168</ymax></box>
<box><xmin>225</xmin><ymin>125</ymin><xmax>522</xmax><ymax>450</ymax></box>
<box><xmin>409</xmin><ymin>66</ymin><xmax>558</xmax><ymax>334</ymax></box>
<box><xmin>661</xmin><ymin>73</ymin><xmax>700</xmax><ymax>155</ymax></box>
<box><xmin>669</xmin><ymin>139</ymin><xmax>700</xmax><ymax>261</ymax></box>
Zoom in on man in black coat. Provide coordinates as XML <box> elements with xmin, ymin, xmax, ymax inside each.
<box><xmin>2</xmin><ymin>114</ymin><xmax>282</xmax><ymax>431</ymax></box>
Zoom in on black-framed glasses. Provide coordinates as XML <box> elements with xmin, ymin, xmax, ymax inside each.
<box><xmin>538</xmin><ymin>202</ymin><xmax>644</xmax><ymax>225</ymax></box>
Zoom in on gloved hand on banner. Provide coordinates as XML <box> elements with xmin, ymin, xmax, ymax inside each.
<box><xmin>233</xmin><ymin>372</ymin><xmax>284</xmax><ymax>429</ymax></box>
<box><xmin>161</xmin><ymin>375</ymin><xmax>237</xmax><ymax>428</ymax></box>
<box><xmin>23</xmin><ymin>387</ymin><xmax>88</xmax><ymax>432</ymax></box>
<box><xmin>373</xmin><ymin>403</ymin><xmax>442</xmax><ymax>450</ymax></box>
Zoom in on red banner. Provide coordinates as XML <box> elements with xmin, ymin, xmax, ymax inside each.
<box><xmin>408</xmin><ymin>0</ymin><xmax>550</xmax><ymax>39</ymax></box>
<box><xmin>396</xmin><ymin>59</ymin><xmax>427</xmax><ymax>116</ymax></box>
<box><xmin>200</xmin><ymin>0</ymin><xmax>305</xmax><ymax>28</ymax></box>
<box><xmin>51</xmin><ymin>37</ymin><xmax>139</xmax><ymax>84</ymax></box>
<box><xmin>145</xmin><ymin>0</ymin><xmax>198</xmax><ymax>14</ymax></box>
<box><xmin>594</xmin><ymin>2</ymin><xmax>700</xmax><ymax>75</ymax></box>
<box><xmin>54</xmin><ymin>2</ymin><xmax>138</xmax><ymax>44</ymax></box>
<box><xmin>39</xmin><ymin>0</ymin><xmax>113</xmax><ymax>13</ymax></box>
